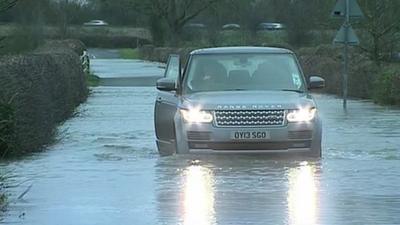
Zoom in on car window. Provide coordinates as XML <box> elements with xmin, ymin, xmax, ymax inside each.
<box><xmin>165</xmin><ymin>55</ymin><xmax>180</xmax><ymax>80</ymax></box>
<box><xmin>184</xmin><ymin>53</ymin><xmax>304</xmax><ymax>93</ymax></box>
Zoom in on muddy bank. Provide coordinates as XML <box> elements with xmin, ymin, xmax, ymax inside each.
<box><xmin>0</xmin><ymin>40</ymin><xmax>88</xmax><ymax>156</ymax></box>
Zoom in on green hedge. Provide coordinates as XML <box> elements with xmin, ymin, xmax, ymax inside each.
<box><xmin>298</xmin><ymin>45</ymin><xmax>379</xmax><ymax>99</ymax></box>
<box><xmin>0</xmin><ymin>99</ymin><xmax>16</xmax><ymax>156</ymax></box>
<box><xmin>373</xmin><ymin>65</ymin><xmax>400</xmax><ymax>105</ymax></box>
<box><xmin>0</xmin><ymin>40</ymin><xmax>88</xmax><ymax>157</ymax></box>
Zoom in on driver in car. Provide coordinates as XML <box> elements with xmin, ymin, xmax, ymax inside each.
<box><xmin>190</xmin><ymin>59</ymin><xmax>227</xmax><ymax>91</ymax></box>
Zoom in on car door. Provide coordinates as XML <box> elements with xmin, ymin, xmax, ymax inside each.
<box><xmin>154</xmin><ymin>55</ymin><xmax>180</xmax><ymax>142</ymax></box>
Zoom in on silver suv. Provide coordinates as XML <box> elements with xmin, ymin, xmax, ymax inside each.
<box><xmin>154</xmin><ymin>47</ymin><xmax>325</xmax><ymax>157</ymax></box>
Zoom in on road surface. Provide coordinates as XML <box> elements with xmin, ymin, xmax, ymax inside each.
<box><xmin>0</xmin><ymin>50</ymin><xmax>399</xmax><ymax>225</ymax></box>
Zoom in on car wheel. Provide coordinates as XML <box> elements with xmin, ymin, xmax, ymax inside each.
<box><xmin>157</xmin><ymin>140</ymin><xmax>176</xmax><ymax>156</ymax></box>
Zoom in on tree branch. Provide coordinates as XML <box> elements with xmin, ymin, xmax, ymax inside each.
<box><xmin>0</xmin><ymin>0</ymin><xmax>18</xmax><ymax>12</ymax></box>
<box><xmin>376</xmin><ymin>21</ymin><xmax>400</xmax><ymax>38</ymax></box>
<box><xmin>178</xmin><ymin>0</ymin><xmax>220</xmax><ymax>27</ymax></box>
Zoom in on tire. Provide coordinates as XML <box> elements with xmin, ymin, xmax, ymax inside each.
<box><xmin>157</xmin><ymin>118</ymin><xmax>178</xmax><ymax>156</ymax></box>
<box><xmin>157</xmin><ymin>140</ymin><xmax>176</xmax><ymax>156</ymax></box>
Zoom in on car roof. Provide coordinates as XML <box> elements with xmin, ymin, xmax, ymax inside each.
<box><xmin>190</xmin><ymin>47</ymin><xmax>293</xmax><ymax>55</ymax></box>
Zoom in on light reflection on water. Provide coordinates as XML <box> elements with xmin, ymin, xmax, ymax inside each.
<box><xmin>175</xmin><ymin>158</ymin><xmax>322</xmax><ymax>225</ymax></box>
<box><xmin>287</xmin><ymin>161</ymin><xmax>319</xmax><ymax>225</ymax></box>
<box><xmin>182</xmin><ymin>165</ymin><xmax>216</xmax><ymax>225</ymax></box>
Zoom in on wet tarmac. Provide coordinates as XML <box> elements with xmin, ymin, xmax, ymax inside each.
<box><xmin>89</xmin><ymin>48</ymin><xmax>164</xmax><ymax>87</ymax></box>
<box><xmin>0</xmin><ymin>54</ymin><xmax>399</xmax><ymax>225</ymax></box>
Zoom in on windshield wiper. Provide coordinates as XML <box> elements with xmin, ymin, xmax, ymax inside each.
<box><xmin>279</xmin><ymin>89</ymin><xmax>305</xmax><ymax>93</ymax></box>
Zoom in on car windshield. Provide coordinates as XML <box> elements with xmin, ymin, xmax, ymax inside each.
<box><xmin>184</xmin><ymin>53</ymin><xmax>305</xmax><ymax>93</ymax></box>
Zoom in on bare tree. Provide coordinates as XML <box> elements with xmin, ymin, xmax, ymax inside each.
<box><xmin>0</xmin><ymin>0</ymin><xmax>18</xmax><ymax>49</ymax></box>
<box><xmin>0</xmin><ymin>0</ymin><xmax>17</xmax><ymax>12</ymax></box>
<box><xmin>357</xmin><ymin>0</ymin><xmax>400</xmax><ymax>64</ymax></box>
<box><xmin>147</xmin><ymin>0</ymin><xmax>221</xmax><ymax>46</ymax></box>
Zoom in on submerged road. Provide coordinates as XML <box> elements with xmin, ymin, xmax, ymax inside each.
<box><xmin>0</xmin><ymin>50</ymin><xmax>399</xmax><ymax>225</ymax></box>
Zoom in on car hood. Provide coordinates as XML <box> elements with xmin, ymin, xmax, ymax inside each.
<box><xmin>180</xmin><ymin>90</ymin><xmax>315</xmax><ymax>110</ymax></box>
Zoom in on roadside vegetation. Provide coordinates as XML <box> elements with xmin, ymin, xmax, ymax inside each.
<box><xmin>86</xmin><ymin>72</ymin><xmax>101</xmax><ymax>87</ymax></box>
<box><xmin>0</xmin><ymin>40</ymin><xmax>88</xmax><ymax>158</ymax></box>
<box><xmin>0</xmin><ymin>0</ymin><xmax>18</xmax><ymax>212</ymax></box>
<box><xmin>373</xmin><ymin>65</ymin><xmax>400</xmax><ymax>105</ymax></box>
<box><xmin>0</xmin><ymin>96</ymin><xmax>16</xmax><ymax>157</ymax></box>
<box><xmin>0</xmin><ymin>0</ymin><xmax>89</xmax><ymax>160</ymax></box>
<box><xmin>119</xmin><ymin>48</ymin><xmax>139</xmax><ymax>59</ymax></box>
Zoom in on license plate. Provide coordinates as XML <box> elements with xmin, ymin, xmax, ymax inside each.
<box><xmin>231</xmin><ymin>131</ymin><xmax>270</xmax><ymax>140</ymax></box>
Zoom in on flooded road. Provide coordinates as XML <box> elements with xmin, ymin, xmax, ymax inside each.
<box><xmin>1</xmin><ymin>53</ymin><xmax>399</xmax><ymax>225</ymax></box>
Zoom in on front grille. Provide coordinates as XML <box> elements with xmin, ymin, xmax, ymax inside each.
<box><xmin>214</xmin><ymin>110</ymin><xmax>285</xmax><ymax>127</ymax></box>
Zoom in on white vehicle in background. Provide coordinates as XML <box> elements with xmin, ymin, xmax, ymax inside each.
<box><xmin>83</xmin><ymin>20</ymin><xmax>109</xmax><ymax>26</ymax></box>
<box><xmin>257</xmin><ymin>22</ymin><xmax>286</xmax><ymax>31</ymax></box>
<box><xmin>222</xmin><ymin>23</ymin><xmax>241</xmax><ymax>30</ymax></box>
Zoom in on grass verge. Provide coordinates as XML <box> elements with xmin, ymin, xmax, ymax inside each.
<box><xmin>86</xmin><ymin>73</ymin><xmax>100</xmax><ymax>87</ymax></box>
<box><xmin>119</xmin><ymin>48</ymin><xmax>139</xmax><ymax>59</ymax></box>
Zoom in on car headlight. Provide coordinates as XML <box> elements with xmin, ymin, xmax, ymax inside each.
<box><xmin>180</xmin><ymin>108</ymin><xmax>213</xmax><ymax>123</ymax></box>
<box><xmin>287</xmin><ymin>107</ymin><xmax>317</xmax><ymax>122</ymax></box>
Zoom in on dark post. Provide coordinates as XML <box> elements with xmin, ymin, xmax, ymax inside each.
<box><xmin>343</xmin><ymin>0</ymin><xmax>350</xmax><ymax>110</ymax></box>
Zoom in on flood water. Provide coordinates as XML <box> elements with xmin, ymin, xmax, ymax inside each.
<box><xmin>0</xmin><ymin>53</ymin><xmax>399</xmax><ymax>225</ymax></box>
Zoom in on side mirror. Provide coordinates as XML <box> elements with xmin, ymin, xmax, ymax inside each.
<box><xmin>156</xmin><ymin>78</ymin><xmax>176</xmax><ymax>91</ymax></box>
<box><xmin>308</xmin><ymin>76</ymin><xmax>325</xmax><ymax>89</ymax></box>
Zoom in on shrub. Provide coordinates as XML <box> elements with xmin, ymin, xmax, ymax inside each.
<box><xmin>0</xmin><ymin>24</ymin><xmax>44</xmax><ymax>55</ymax></box>
<box><xmin>0</xmin><ymin>97</ymin><xmax>16</xmax><ymax>156</ymax></box>
<box><xmin>348</xmin><ymin>58</ymin><xmax>379</xmax><ymax>99</ymax></box>
<box><xmin>0</xmin><ymin>41</ymin><xmax>88</xmax><ymax>157</ymax></box>
<box><xmin>256</xmin><ymin>30</ymin><xmax>289</xmax><ymax>46</ymax></box>
<box><xmin>216</xmin><ymin>30</ymin><xmax>252</xmax><ymax>46</ymax></box>
<box><xmin>373</xmin><ymin>65</ymin><xmax>400</xmax><ymax>105</ymax></box>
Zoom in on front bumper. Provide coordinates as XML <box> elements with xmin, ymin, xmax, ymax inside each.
<box><xmin>177</xmin><ymin>117</ymin><xmax>321</xmax><ymax>154</ymax></box>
